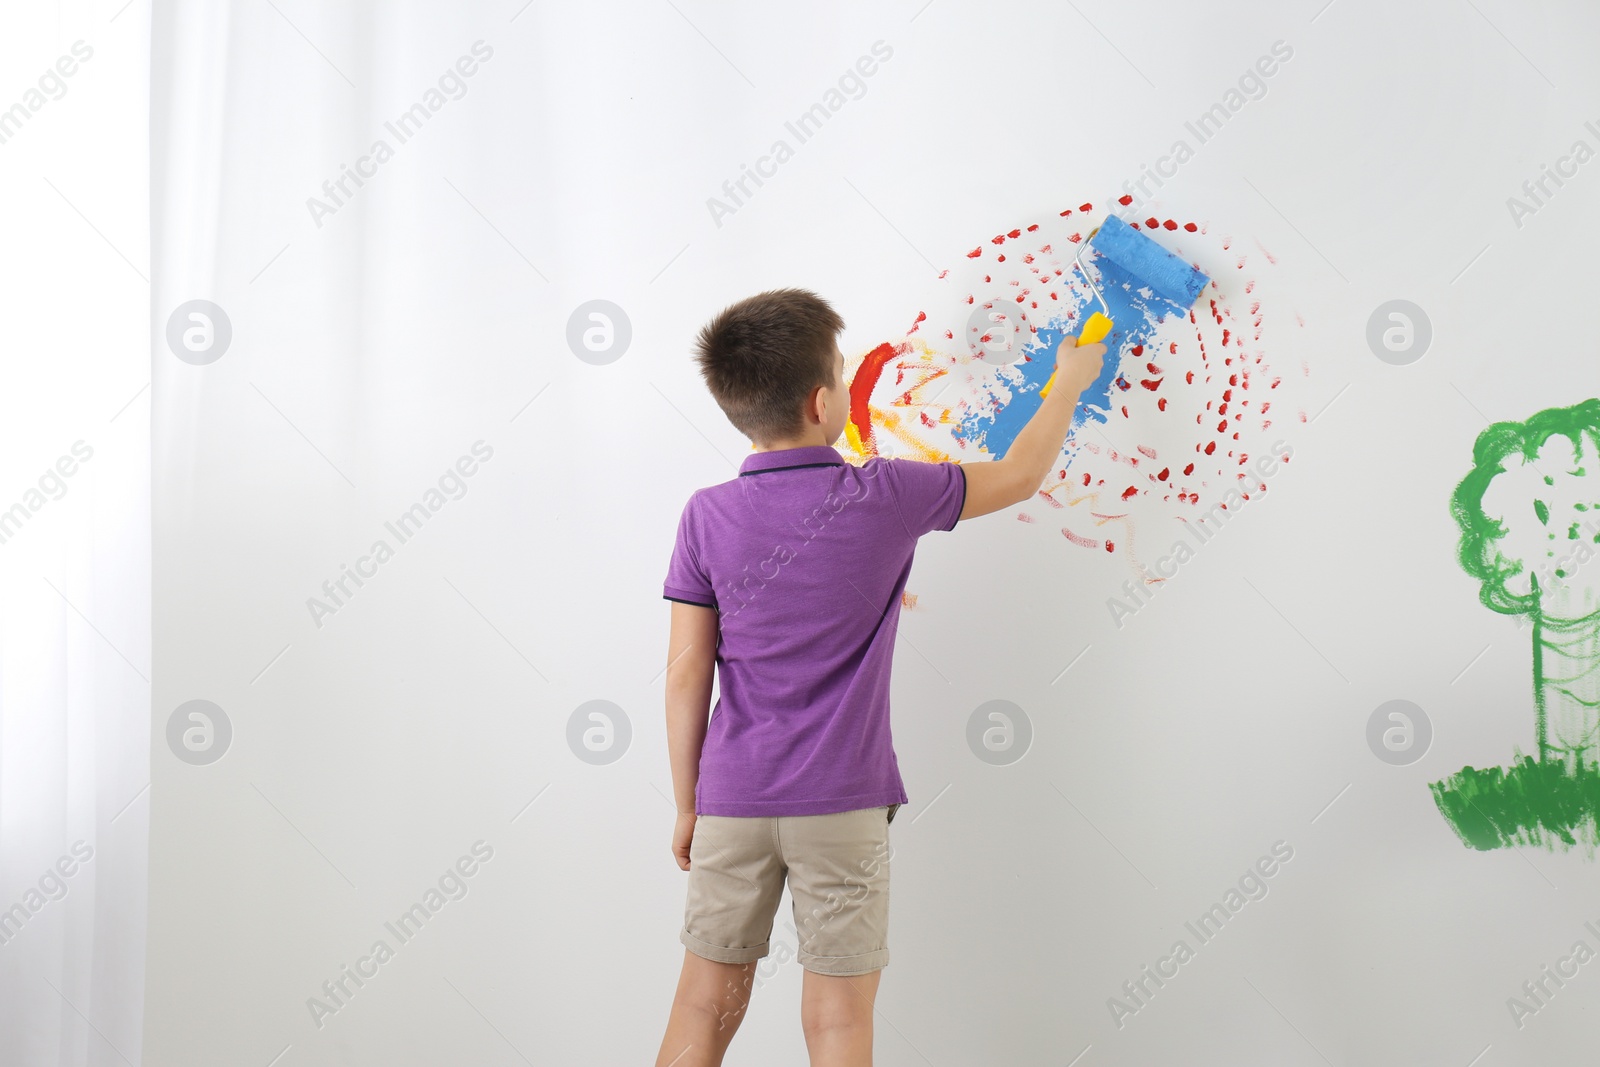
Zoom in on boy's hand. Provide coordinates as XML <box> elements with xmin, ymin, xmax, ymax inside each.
<box><xmin>1053</xmin><ymin>331</ymin><xmax>1107</xmax><ymax>395</ymax></box>
<box><xmin>672</xmin><ymin>812</ymin><xmax>697</xmax><ymax>870</ymax></box>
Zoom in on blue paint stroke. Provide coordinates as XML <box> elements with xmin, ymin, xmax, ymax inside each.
<box><xmin>955</xmin><ymin>244</ymin><xmax>1198</xmax><ymax>465</ymax></box>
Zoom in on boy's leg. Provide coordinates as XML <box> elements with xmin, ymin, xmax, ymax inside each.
<box><xmin>661</xmin><ymin>812</ymin><xmax>786</xmax><ymax>1065</ymax></box>
<box><xmin>784</xmin><ymin>806</ymin><xmax>893</xmax><ymax>1066</ymax></box>
<box><xmin>655</xmin><ymin>948</ymin><xmax>758</xmax><ymax>1067</ymax></box>
<box><xmin>800</xmin><ymin>967</ymin><xmax>881</xmax><ymax>1067</ymax></box>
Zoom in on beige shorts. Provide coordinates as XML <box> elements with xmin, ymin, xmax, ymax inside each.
<box><xmin>680</xmin><ymin>804</ymin><xmax>898</xmax><ymax>977</ymax></box>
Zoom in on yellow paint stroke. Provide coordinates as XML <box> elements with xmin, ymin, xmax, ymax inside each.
<box><xmin>870</xmin><ymin>403</ymin><xmax>950</xmax><ymax>462</ymax></box>
<box><xmin>892</xmin><ymin>365</ymin><xmax>950</xmax><ymax>407</ymax></box>
<box><xmin>843</xmin><ymin>417</ymin><xmax>867</xmax><ymax>459</ymax></box>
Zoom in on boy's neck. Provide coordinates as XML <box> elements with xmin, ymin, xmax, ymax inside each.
<box><xmin>752</xmin><ymin>434</ymin><xmax>829</xmax><ymax>453</ymax></box>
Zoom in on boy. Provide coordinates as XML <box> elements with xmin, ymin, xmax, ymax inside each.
<box><xmin>655</xmin><ymin>288</ymin><xmax>1105</xmax><ymax>1067</ymax></box>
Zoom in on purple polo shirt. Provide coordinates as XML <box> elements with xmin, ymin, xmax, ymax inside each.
<box><xmin>663</xmin><ymin>445</ymin><xmax>967</xmax><ymax>817</ymax></box>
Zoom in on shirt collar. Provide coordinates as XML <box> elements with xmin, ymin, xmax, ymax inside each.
<box><xmin>738</xmin><ymin>445</ymin><xmax>847</xmax><ymax>477</ymax></box>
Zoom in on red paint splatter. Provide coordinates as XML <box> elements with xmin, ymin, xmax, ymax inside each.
<box><xmin>1118</xmin><ymin>194</ymin><xmax>1133</xmax><ymax>205</ymax></box>
<box><xmin>915</xmin><ymin>208</ymin><xmax>1281</xmax><ymax>531</ymax></box>
<box><xmin>1062</xmin><ymin>526</ymin><xmax>1100</xmax><ymax>549</ymax></box>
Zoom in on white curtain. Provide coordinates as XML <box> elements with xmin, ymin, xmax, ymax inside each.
<box><xmin>0</xmin><ymin>3</ymin><xmax>152</xmax><ymax>1066</ymax></box>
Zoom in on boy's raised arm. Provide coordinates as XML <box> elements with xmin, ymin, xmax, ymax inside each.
<box><xmin>957</xmin><ymin>332</ymin><xmax>1106</xmax><ymax>521</ymax></box>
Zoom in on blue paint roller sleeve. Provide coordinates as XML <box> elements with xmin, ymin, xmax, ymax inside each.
<box><xmin>1091</xmin><ymin>214</ymin><xmax>1210</xmax><ymax>306</ymax></box>
<box><xmin>1037</xmin><ymin>215</ymin><xmax>1209</xmax><ymax>400</ymax></box>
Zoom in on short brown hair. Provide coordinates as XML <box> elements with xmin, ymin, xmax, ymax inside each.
<box><xmin>692</xmin><ymin>288</ymin><xmax>843</xmax><ymax>445</ymax></box>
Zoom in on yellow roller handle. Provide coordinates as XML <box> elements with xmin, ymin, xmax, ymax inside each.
<box><xmin>1039</xmin><ymin>311</ymin><xmax>1112</xmax><ymax>399</ymax></box>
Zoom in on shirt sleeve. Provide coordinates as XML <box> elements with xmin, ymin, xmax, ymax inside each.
<box><xmin>876</xmin><ymin>457</ymin><xmax>967</xmax><ymax>538</ymax></box>
<box><xmin>663</xmin><ymin>495</ymin><xmax>717</xmax><ymax>609</ymax></box>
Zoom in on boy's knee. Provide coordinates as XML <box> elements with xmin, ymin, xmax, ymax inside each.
<box><xmin>679</xmin><ymin>955</ymin><xmax>757</xmax><ymax>1020</ymax></box>
<box><xmin>800</xmin><ymin>977</ymin><xmax>876</xmax><ymax>1037</ymax></box>
<box><xmin>676</xmin><ymin>985</ymin><xmax>750</xmax><ymax>1035</ymax></box>
<box><xmin>801</xmin><ymin>1002</ymin><xmax>872</xmax><ymax>1040</ymax></box>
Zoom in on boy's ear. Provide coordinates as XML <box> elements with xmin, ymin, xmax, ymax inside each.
<box><xmin>806</xmin><ymin>385</ymin><xmax>825</xmax><ymax>424</ymax></box>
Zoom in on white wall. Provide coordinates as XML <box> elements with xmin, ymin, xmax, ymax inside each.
<box><xmin>146</xmin><ymin>1</ymin><xmax>1600</xmax><ymax>1064</ymax></box>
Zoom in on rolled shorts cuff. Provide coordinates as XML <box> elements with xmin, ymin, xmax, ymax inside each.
<box><xmin>680</xmin><ymin>926</ymin><xmax>768</xmax><ymax>965</ymax></box>
<box><xmin>799</xmin><ymin>946</ymin><xmax>889</xmax><ymax>977</ymax></box>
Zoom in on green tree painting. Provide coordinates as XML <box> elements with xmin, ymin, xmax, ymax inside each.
<box><xmin>1431</xmin><ymin>399</ymin><xmax>1600</xmax><ymax>852</ymax></box>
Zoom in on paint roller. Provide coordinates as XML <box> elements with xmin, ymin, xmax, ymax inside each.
<box><xmin>1038</xmin><ymin>213</ymin><xmax>1211</xmax><ymax>398</ymax></box>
